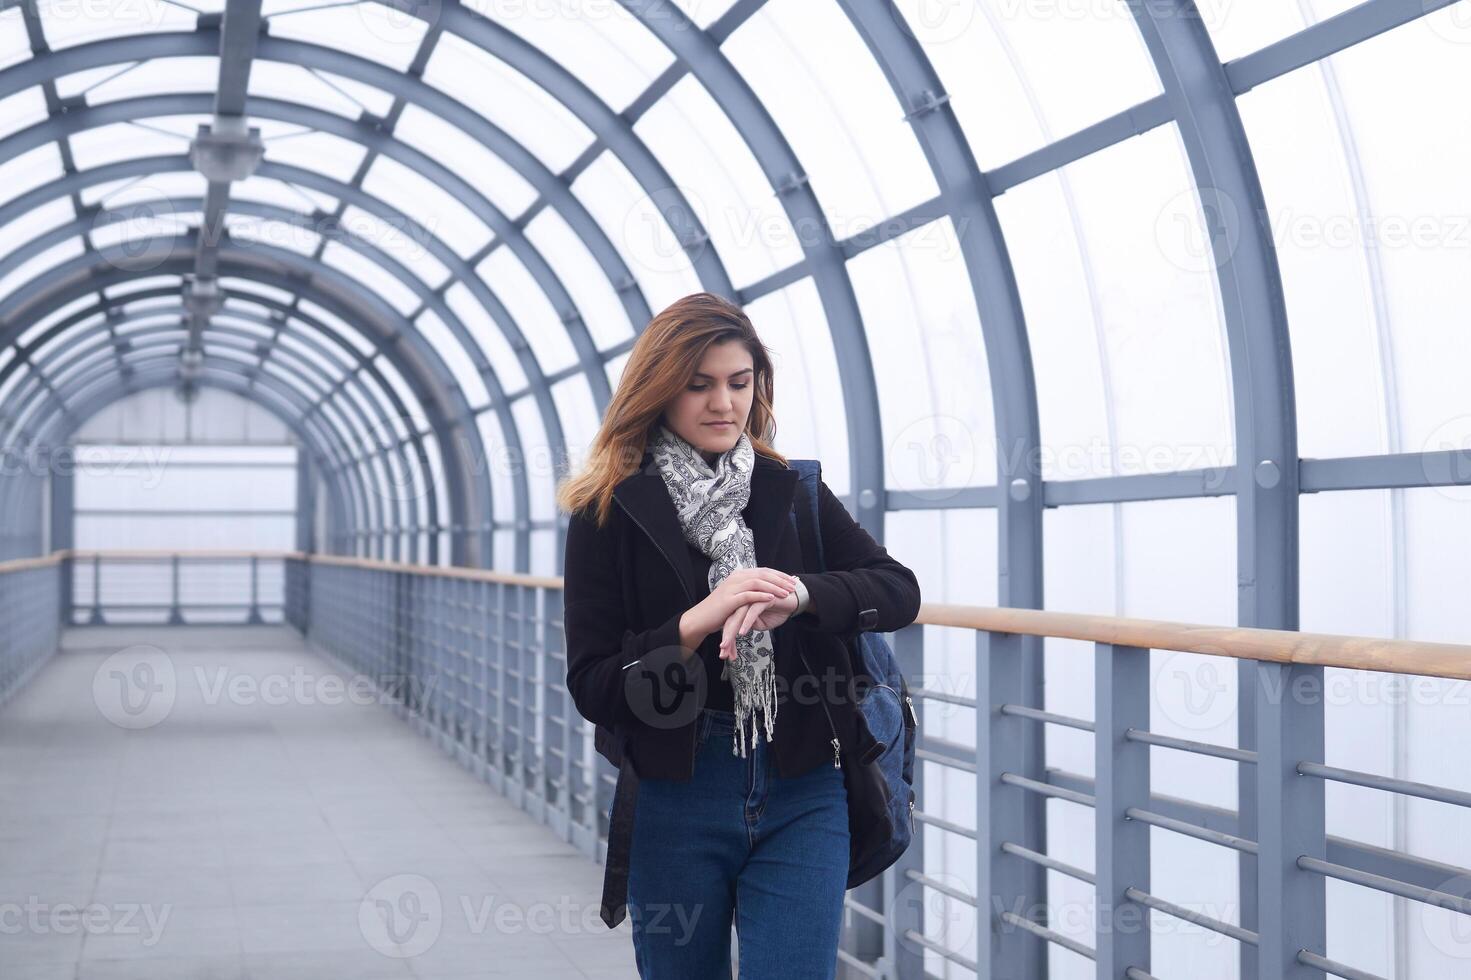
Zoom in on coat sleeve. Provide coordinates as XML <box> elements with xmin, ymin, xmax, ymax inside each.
<box><xmin>561</xmin><ymin>506</ymin><xmax>689</xmax><ymax>730</ymax></box>
<box><xmin>791</xmin><ymin>478</ymin><xmax>922</xmax><ymax>637</ymax></box>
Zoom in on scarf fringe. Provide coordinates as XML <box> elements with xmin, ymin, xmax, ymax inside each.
<box><xmin>731</xmin><ymin>646</ymin><xmax>779</xmax><ymax>757</ymax></box>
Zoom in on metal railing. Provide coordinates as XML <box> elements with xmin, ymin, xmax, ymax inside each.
<box><xmin>60</xmin><ymin>549</ymin><xmax>293</xmax><ymax>625</ymax></box>
<box><xmin>0</xmin><ymin>554</ymin><xmax>62</xmax><ymax>707</ymax></box>
<box><xmin>31</xmin><ymin>548</ymin><xmax>1451</xmax><ymax>980</ymax></box>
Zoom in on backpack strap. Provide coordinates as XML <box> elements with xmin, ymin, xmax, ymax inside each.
<box><xmin>787</xmin><ymin>459</ymin><xmax>824</xmax><ymax>572</ymax></box>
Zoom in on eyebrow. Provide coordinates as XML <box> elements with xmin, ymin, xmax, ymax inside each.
<box><xmin>692</xmin><ymin>368</ymin><xmax>754</xmax><ymax>380</ymax></box>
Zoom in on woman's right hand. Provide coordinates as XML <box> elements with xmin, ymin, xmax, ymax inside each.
<box><xmin>681</xmin><ymin>567</ymin><xmax>798</xmax><ymax>643</ymax></box>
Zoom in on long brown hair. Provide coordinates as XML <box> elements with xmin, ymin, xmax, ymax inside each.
<box><xmin>556</xmin><ymin>292</ymin><xmax>788</xmax><ymax>527</ymax></box>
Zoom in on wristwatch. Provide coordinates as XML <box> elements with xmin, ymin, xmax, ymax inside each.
<box><xmin>791</xmin><ymin>575</ymin><xmax>811</xmax><ymax>615</ymax></box>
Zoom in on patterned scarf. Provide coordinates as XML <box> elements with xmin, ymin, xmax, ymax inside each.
<box><xmin>648</xmin><ymin>422</ymin><xmax>778</xmax><ymax>757</ymax></box>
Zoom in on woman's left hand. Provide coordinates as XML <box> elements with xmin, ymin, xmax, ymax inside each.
<box><xmin>717</xmin><ymin>591</ymin><xmax>799</xmax><ymax>660</ymax></box>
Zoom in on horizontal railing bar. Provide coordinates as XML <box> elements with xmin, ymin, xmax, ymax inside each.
<box><xmin>902</xmin><ymin>868</ymin><xmax>978</xmax><ymax>906</ymax></box>
<box><xmin>998</xmin><ymin>910</ymin><xmax>1096</xmax><ymax>960</ymax></box>
<box><xmin>833</xmin><ymin>948</ymin><xmax>882</xmax><ymax>978</ymax></box>
<box><xmin>1126</xmin><ymin>728</ymin><xmax>1258</xmax><ymax>764</ymax></box>
<box><xmin>1298</xmin><ymin>856</ymin><xmax>1471</xmax><ymax>915</ymax></box>
<box><xmin>843</xmin><ymin>896</ymin><xmax>884</xmax><ymax>926</ymax></box>
<box><xmin>1298</xmin><ymin>761</ymin><xmax>1471</xmax><ymax>809</ymax></box>
<box><xmin>915</xmin><ymin>746</ymin><xmax>977</xmax><ymax>775</ymax></box>
<box><xmin>1000</xmin><ymin>772</ymin><xmax>1095</xmax><ymax>807</ymax></box>
<box><xmin>1000</xmin><ymin>840</ymin><xmax>1096</xmax><ymax>885</ymax></box>
<box><xmin>1297</xmin><ymin>949</ymin><xmax>1387</xmax><ymax>980</ymax></box>
<box><xmin>1124</xmin><ymin>886</ymin><xmax>1258</xmax><ymax>946</ymax></box>
<box><xmin>901</xmin><ymin>928</ymin><xmax>978</xmax><ymax>972</ymax></box>
<box><xmin>1125</xmin><ymin>969</ymin><xmax>1160</xmax><ymax>980</ymax></box>
<box><xmin>1125</xmin><ymin>807</ymin><xmax>1259</xmax><ymax>855</ymax></box>
<box><xmin>1001</xmin><ymin>703</ymin><xmax>1095</xmax><ymax>732</ymax></box>
<box><xmin>912</xmin><ymin>809</ymin><xmax>978</xmax><ymax>841</ymax></box>
<box><xmin>911</xmin><ymin>685</ymin><xmax>976</xmax><ymax>708</ymax></box>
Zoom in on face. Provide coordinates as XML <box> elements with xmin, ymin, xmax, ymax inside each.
<box><xmin>661</xmin><ymin>340</ymin><xmax>755</xmax><ymax>467</ymax></box>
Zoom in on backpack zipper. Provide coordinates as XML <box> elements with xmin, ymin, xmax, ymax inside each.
<box><xmin>614</xmin><ymin>497</ymin><xmax>700</xmax><ymax>769</ymax></box>
<box><xmin>796</xmin><ymin>647</ymin><xmax>842</xmax><ymax>769</ymax></box>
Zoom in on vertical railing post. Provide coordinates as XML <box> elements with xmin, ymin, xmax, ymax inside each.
<box><xmin>1095</xmin><ymin>643</ymin><xmax>1151</xmax><ymax>978</ymax></box>
<box><xmin>886</xmin><ymin>621</ymin><xmax>927</xmax><ymax>980</ymax></box>
<box><xmin>1256</xmin><ymin>663</ymin><xmax>1325</xmax><ymax>978</ymax></box>
<box><xmin>977</xmin><ymin>629</ymin><xmax>1046</xmax><ymax>977</ymax></box>
<box><xmin>89</xmin><ymin>553</ymin><xmax>103</xmax><ymax>624</ymax></box>
<box><xmin>247</xmin><ymin>555</ymin><xmax>263</xmax><ymax>624</ymax></box>
<box><xmin>168</xmin><ymin>555</ymin><xmax>183</xmax><ymax>625</ymax></box>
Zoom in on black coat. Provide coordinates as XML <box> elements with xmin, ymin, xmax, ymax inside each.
<box><xmin>562</xmin><ymin>447</ymin><xmax>923</xmax><ymax>782</ymax></box>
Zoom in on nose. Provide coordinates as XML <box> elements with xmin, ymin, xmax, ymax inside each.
<box><xmin>710</xmin><ymin>387</ymin><xmax>733</xmax><ymax>412</ymax></box>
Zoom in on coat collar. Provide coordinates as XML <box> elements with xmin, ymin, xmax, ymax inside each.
<box><xmin>612</xmin><ymin>446</ymin><xmax>798</xmax><ymax>597</ymax></box>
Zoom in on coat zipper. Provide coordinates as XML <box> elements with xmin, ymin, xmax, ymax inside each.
<box><xmin>795</xmin><ymin>647</ymin><xmax>842</xmax><ymax>769</ymax></box>
<box><xmin>614</xmin><ymin>497</ymin><xmax>701</xmax><ymax>770</ymax></box>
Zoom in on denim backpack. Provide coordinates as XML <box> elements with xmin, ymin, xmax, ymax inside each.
<box><xmin>787</xmin><ymin>459</ymin><xmax>916</xmax><ymax>888</ymax></box>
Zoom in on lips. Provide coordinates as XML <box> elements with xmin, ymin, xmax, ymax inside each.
<box><xmin>704</xmin><ymin>421</ymin><xmax>733</xmax><ymax>427</ymax></box>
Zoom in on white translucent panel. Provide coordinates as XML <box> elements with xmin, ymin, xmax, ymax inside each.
<box><xmin>664</xmin><ymin>0</ymin><xmax>736</xmax><ymax>28</ymax></box>
<box><xmin>356</xmin><ymin>369</ymin><xmax>410</xmax><ymax>440</ymax></box>
<box><xmin>393</xmin><ymin>104</ymin><xmax>537</xmax><ymax>218</ymax></box>
<box><xmin>298</xmin><ymin>298</ymin><xmax>376</xmax><ymax>356</ymax></box>
<box><xmin>86</xmin><ymin>172</ymin><xmax>209</xmax><ymax>210</ymax></box>
<box><xmin>32</xmin><ymin>314</ymin><xmax>107</xmax><ymax>361</ymax></box>
<box><xmin>1252</xmin><ymin>11</ymin><xmax>1471</xmax><ymax>466</ymax></box>
<box><xmin>741</xmin><ymin>278</ymin><xmax>846</xmax><ymax>483</ymax></box>
<box><xmin>1201</xmin><ymin>0</ymin><xmax>1311</xmax><ymax>64</ymax></box>
<box><xmin>524</xmin><ymin>209</ymin><xmax>631</xmax><ymax>351</ymax></box>
<box><xmin>373</xmin><ymin>354</ymin><xmax>427</xmax><ymax>433</ymax></box>
<box><xmin>476</xmin><ymin>247</ymin><xmax>576</xmax><ymax>375</ymax></box>
<box><xmin>471</xmin><ymin>0</ymin><xmax>672</xmax><ymax>113</ymax></box>
<box><xmin>725</xmin><ymin>0</ymin><xmax>938</xmax><ymax>231</ymax></box>
<box><xmin>230</xmin><ymin>176</ymin><xmax>336</xmax><ymax>215</ymax></box>
<box><xmin>261</xmin><ymin>360</ymin><xmax>321</xmax><ymax>401</ymax></box>
<box><xmin>340</xmin><ymin>205</ymin><xmax>448</xmax><ymax>290</ymax></box>
<box><xmin>362</xmin><ymin>155</ymin><xmax>493</xmax><ymax>258</ymax></box>
<box><xmin>847</xmin><ymin>218</ymin><xmax>996</xmax><ymax>494</ymax></box>
<box><xmin>603</xmin><ymin>348</ymin><xmax>629</xmax><ymax>393</ymax></box>
<box><xmin>247</xmin><ymin>61</ymin><xmax>379</xmax><ymax>119</ymax></box>
<box><xmin>422</xmin><ymin>33</ymin><xmax>593</xmax><ymax>173</ymax></box>
<box><xmin>69</xmin><ymin>120</ymin><xmax>192</xmax><ymax>170</ymax></box>
<box><xmin>321</xmin><ymin>239</ymin><xmax>419</xmax><ymax>315</ymax></box>
<box><xmin>996</xmin><ymin>124</ymin><xmax>1234</xmax><ymax>480</ymax></box>
<box><xmin>0</xmin><ymin>8</ymin><xmax>31</xmax><ymax>73</ymax></box>
<box><xmin>421</xmin><ymin>429</ymin><xmax>449</xmax><ymax>540</ymax></box>
<box><xmin>0</xmin><ymin>144</ymin><xmax>62</xmax><ymax>210</ymax></box>
<box><xmin>892</xmin><ymin>0</ymin><xmax>1162</xmax><ymax>171</ymax></box>
<box><xmin>509</xmin><ymin>396</ymin><xmax>553</xmax><ymax>524</ymax></box>
<box><xmin>0</xmin><ymin>86</ymin><xmax>50</xmax><ymax>143</ymax></box>
<box><xmin>572</xmin><ymin>151</ymin><xmax>700</xmax><ymax>313</ymax></box>
<box><xmin>634</xmin><ymin>75</ymin><xmax>802</xmax><ymax>290</ymax></box>
<box><xmin>316</xmin><ymin>69</ymin><xmax>396</xmax><ymax>118</ymax></box>
<box><xmin>74</xmin><ymin>514</ymin><xmax>294</xmax><ymax>552</ymax></box>
<box><xmin>122</xmin><ymin>297</ymin><xmax>181</xmax><ymax>318</ymax></box>
<box><xmin>69</xmin><ymin>57</ymin><xmax>217</xmax><ymax>104</ymax></box>
<box><xmin>0</xmin><ymin>198</ymin><xmax>73</xmax><ymax>264</ymax></box>
<box><xmin>212</xmin><ymin>315</ymin><xmax>274</xmax><ymax>340</ymax></box>
<box><xmin>0</xmin><ymin>237</ymin><xmax>82</xmax><ymax>305</ymax></box>
<box><xmin>414</xmin><ymin>310</ymin><xmax>489</xmax><ymax>408</ymax></box>
<box><xmin>265</xmin><ymin>2</ymin><xmax>426</xmax><ymax>71</ymax></box>
<box><xmin>221</xmin><ymin>277</ymin><xmax>293</xmax><ymax>308</ymax></box>
<box><xmin>39</xmin><ymin>0</ymin><xmax>196</xmax><ymax>50</ymax></box>
<box><xmin>18</xmin><ymin>293</ymin><xmax>94</xmax><ymax>346</ymax></box>
<box><xmin>263</xmin><ymin>128</ymin><xmax>366</xmax><ymax>184</ymax></box>
<box><xmin>550</xmin><ymin>374</ymin><xmax>597</xmax><ymax>470</ymax></box>
<box><xmin>444</xmin><ymin>281</ymin><xmax>526</xmax><ymax>394</ymax></box>
<box><xmin>113</xmin><ymin>315</ymin><xmax>177</xmax><ymax>336</ymax></box>
<box><xmin>474</xmin><ymin>410</ymin><xmax>514</xmax><ymax>525</ymax></box>
<box><xmin>224</xmin><ymin>213</ymin><xmax>321</xmax><ymax>257</ymax></box>
<box><xmin>90</xmin><ymin>211</ymin><xmax>193</xmax><ymax>254</ymax></box>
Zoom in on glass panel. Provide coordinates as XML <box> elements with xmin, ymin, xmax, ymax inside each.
<box><xmin>85</xmin><ymin>172</ymin><xmax>210</xmax><ymax>210</ymax></box>
<box><xmin>69</xmin><ymin>57</ymin><xmax>217</xmax><ymax>104</ymax></box>
<box><xmin>1202</xmin><ymin>0</ymin><xmax>1314</xmax><ymax>64</ymax></box>
<box><xmin>509</xmin><ymin>395</ymin><xmax>552</xmax><ymax>525</ymax></box>
<box><xmin>475</xmin><ymin>410</ymin><xmax>514</xmax><ymax>526</ymax></box>
<box><xmin>321</xmin><ymin>239</ymin><xmax>420</xmax><ymax>315</ymax></box>
<box><xmin>230</xmin><ymin>175</ymin><xmax>337</xmax><ymax>215</ymax></box>
<box><xmin>247</xmin><ymin>61</ymin><xmax>391</xmax><ymax>119</ymax></box>
<box><xmin>891</xmin><ymin>0</ymin><xmax>1163</xmax><ymax>172</ymax></box>
<box><xmin>742</xmin><ymin>278</ymin><xmax>847</xmax><ymax>492</ymax></box>
<box><xmin>221</xmin><ymin>277</ymin><xmax>293</xmax><ymax>308</ymax></box>
<box><xmin>724</xmin><ymin>0</ymin><xmax>938</xmax><ymax>230</ymax></box>
<box><xmin>262</xmin><ymin>126</ymin><xmax>367</xmax><ymax>184</ymax></box>
<box><xmin>70</xmin><ymin>119</ymin><xmax>193</xmax><ymax>170</ymax></box>
<box><xmin>444</xmin><ymin>281</ymin><xmax>526</xmax><ymax>394</ymax></box>
<box><xmin>0</xmin><ymin>237</ymin><xmax>83</xmax><ymax>304</ymax></box>
<box><xmin>476</xmin><ymin>247</ymin><xmax>576</xmax><ymax>375</ymax></box>
<box><xmin>264</xmin><ymin>2</ymin><xmax>426</xmax><ymax>71</ymax></box>
<box><xmin>362</xmin><ymin>155</ymin><xmax>493</xmax><ymax>258</ymax></box>
<box><xmin>0</xmin><ymin>144</ymin><xmax>63</xmax><ymax>210</ymax></box>
<box><xmin>665</xmin><ymin>0</ymin><xmax>737</xmax><ymax>28</ymax></box>
<box><xmin>0</xmin><ymin>198</ymin><xmax>73</xmax><ymax>264</ymax></box>
<box><xmin>634</xmin><ymin>75</ymin><xmax>803</xmax><ymax>290</ymax></box>
<box><xmin>0</xmin><ymin>86</ymin><xmax>51</xmax><ymax>143</ymax></box>
<box><xmin>470</xmin><ymin>0</ymin><xmax>672</xmax><ymax>113</ymax></box>
<box><xmin>847</xmin><ymin>218</ymin><xmax>996</xmax><ymax>493</ymax></box>
<box><xmin>422</xmin><ymin>32</ymin><xmax>594</xmax><ymax>173</ymax></box>
<box><xmin>21</xmin><ymin>294</ymin><xmax>96</xmax><ymax>345</ymax></box>
<box><xmin>524</xmin><ymin>208</ymin><xmax>632</xmax><ymax>352</ymax></box>
<box><xmin>298</xmin><ymin>298</ymin><xmax>376</xmax><ymax>357</ymax></box>
<box><xmin>393</xmin><ymin>104</ymin><xmax>537</xmax><ymax>218</ymax></box>
<box><xmin>571</xmin><ymin>150</ymin><xmax>701</xmax><ymax>313</ymax></box>
<box><xmin>995</xmin><ymin>123</ymin><xmax>1234</xmax><ymax>481</ymax></box>
<box><xmin>550</xmin><ymin>373</ymin><xmax>597</xmax><ymax>471</ymax></box>
<box><xmin>341</xmin><ymin>204</ymin><xmax>449</xmax><ymax>290</ymax></box>
<box><xmin>414</xmin><ymin>309</ymin><xmax>489</xmax><ymax>409</ymax></box>
<box><xmin>39</xmin><ymin>0</ymin><xmax>196</xmax><ymax>50</ymax></box>
<box><xmin>224</xmin><ymin>213</ymin><xmax>320</xmax><ymax>257</ymax></box>
<box><xmin>0</xmin><ymin>8</ymin><xmax>31</xmax><ymax>73</ymax></box>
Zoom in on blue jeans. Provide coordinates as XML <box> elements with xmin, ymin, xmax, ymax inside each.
<box><xmin>625</xmin><ymin>707</ymin><xmax>850</xmax><ymax>979</ymax></box>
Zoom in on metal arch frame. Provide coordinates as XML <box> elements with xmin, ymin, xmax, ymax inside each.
<box><xmin>0</xmin><ymin>150</ymin><xmax>538</xmax><ymax>565</ymax></box>
<box><xmin>43</xmin><ymin>369</ymin><xmax>357</xmax><ymax>552</ymax></box>
<box><xmin>831</xmin><ymin>3</ymin><xmax>1049</xmax><ymax>972</ymax></box>
<box><xmin>4</xmin><ymin>319</ymin><xmax>396</xmax><ymax>551</ymax></box>
<box><xmin>616</xmin><ymin>0</ymin><xmax>887</xmax><ymax>538</ymax></box>
<box><xmin>0</xmin><ymin>240</ymin><xmax>488</xmax><ymax>567</ymax></box>
<box><xmin>0</xmin><ymin>280</ymin><xmax>446</xmax><ymax>562</ymax></box>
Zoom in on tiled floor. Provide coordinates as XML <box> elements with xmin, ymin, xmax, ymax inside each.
<box><xmin>0</xmin><ymin>625</ymin><xmax>641</xmax><ymax>980</ymax></box>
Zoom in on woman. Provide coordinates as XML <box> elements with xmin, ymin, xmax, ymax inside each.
<box><xmin>556</xmin><ymin>292</ymin><xmax>922</xmax><ymax>979</ymax></box>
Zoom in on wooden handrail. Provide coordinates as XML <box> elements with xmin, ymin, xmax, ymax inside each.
<box><xmin>23</xmin><ymin>550</ymin><xmax>1471</xmax><ymax>681</ymax></box>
